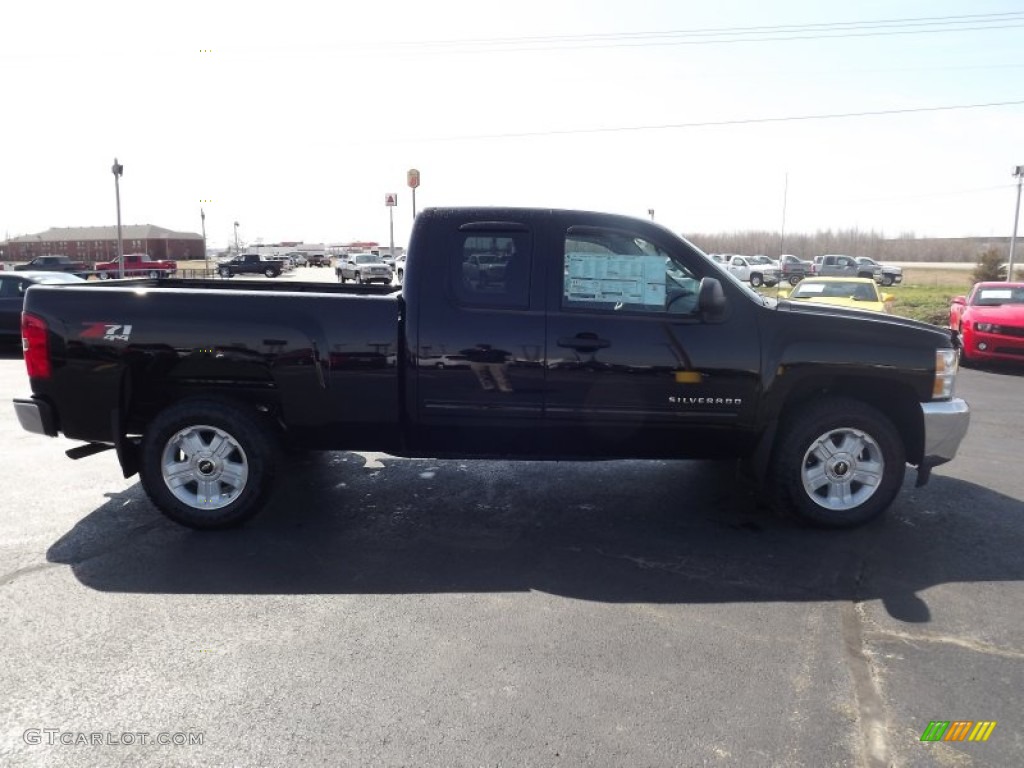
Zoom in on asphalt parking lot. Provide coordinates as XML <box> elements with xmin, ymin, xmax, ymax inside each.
<box><xmin>1</xmin><ymin>326</ymin><xmax>1022</xmax><ymax>766</ymax></box>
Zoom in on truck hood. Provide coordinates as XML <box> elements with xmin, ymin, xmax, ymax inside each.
<box><xmin>778</xmin><ymin>299</ymin><xmax>950</xmax><ymax>339</ymax></box>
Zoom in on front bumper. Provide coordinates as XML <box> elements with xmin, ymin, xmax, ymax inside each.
<box><xmin>963</xmin><ymin>329</ymin><xmax>1024</xmax><ymax>362</ymax></box>
<box><xmin>13</xmin><ymin>396</ymin><xmax>58</xmax><ymax>437</ymax></box>
<box><xmin>919</xmin><ymin>398</ymin><xmax>970</xmax><ymax>475</ymax></box>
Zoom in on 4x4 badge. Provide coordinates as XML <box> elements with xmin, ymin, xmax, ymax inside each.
<box><xmin>80</xmin><ymin>323</ymin><xmax>133</xmax><ymax>342</ymax></box>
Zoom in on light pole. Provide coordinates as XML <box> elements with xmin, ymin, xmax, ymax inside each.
<box><xmin>233</xmin><ymin>221</ymin><xmax>240</xmax><ymax>255</ymax></box>
<box><xmin>1009</xmin><ymin>165</ymin><xmax>1023</xmax><ymax>282</ymax></box>
<box><xmin>201</xmin><ymin>208</ymin><xmax>208</xmax><ymax>273</ymax></box>
<box><xmin>780</xmin><ymin>172</ymin><xmax>789</xmax><ymax>256</ymax></box>
<box><xmin>112</xmin><ymin>159</ymin><xmax>124</xmax><ymax>278</ymax></box>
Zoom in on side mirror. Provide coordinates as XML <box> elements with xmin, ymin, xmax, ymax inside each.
<box><xmin>881</xmin><ymin>292</ymin><xmax>893</xmax><ymax>303</ymax></box>
<box><xmin>951</xmin><ymin>296</ymin><xmax>966</xmax><ymax>305</ymax></box>
<box><xmin>697</xmin><ymin>277</ymin><xmax>727</xmax><ymax>320</ymax></box>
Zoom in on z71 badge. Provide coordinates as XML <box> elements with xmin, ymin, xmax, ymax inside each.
<box><xmin>80</xmin><ymin>323</ymin><xmax>134</xmax><ymax>342</ymax></box>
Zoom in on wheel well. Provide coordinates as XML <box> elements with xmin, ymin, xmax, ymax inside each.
<box><xmin>125</xmin><ymin>386</ymin><xmax>284</xmax><ymax>441</ymax></box>
<box><xmin>774</xmin><ymin>377</ymin><xmax>924</xmax><ymax>465</ymax></box>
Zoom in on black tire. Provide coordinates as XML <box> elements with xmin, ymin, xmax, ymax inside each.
<box><xmin>880</xmin><ymin>274</ymin><xmax>894</xmax><ymax>286</ymax></box>
<box><xmin>148</xmin><ymin>270</ymin><xmax>160</xmax><ymax>279</ymax></box>
<box><xmin>264</xmin><ymin>267</ymin><xmax>276</xmax><ymax>278</ymax></box>
<box><xmin>98</xmin><ymin>272</ymin><xmax>110</xmax><ymax>281</ymax></box>
<box><xmin>769</xmin><ymin>397</ymin><xmax>905</xmax><ymax>528</ymax></box>
<box><xmin>355</xmin><ymin>272</ymin><xmax>364</xmax><ymax>284</ymax></box>
<box><xmin>789</xmin><ymin>275</ymin><xmax>801</xmax><ymax>286</ymax></box>
<box><xmin>397</xmin><ymin>268</ymin><xmax>404</xmax><ymax>285</ymax></box>
<box><xmin>750</xmin><ymin>273</ymin><xmax>764</xmax><ymax>288</ymax></box>
<box><xmin>219</xmin><ymin>268</ymin><xmax>232</xmax><ymax>278</ymax></box>
<box><xmin>337</xmin><ymin>271</ymin><xmax>345</xmax><ymax>283</ymax></box>
<box><xmin>139</xmin><ymin>398</ymin><xmax>280</xmax><ymax>529</ymax></box>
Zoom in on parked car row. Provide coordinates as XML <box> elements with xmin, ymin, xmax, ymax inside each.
<box><xmin>704</xmin><ymin>252</ymin><xmax>904</xmax><ymax>288</ymax></box>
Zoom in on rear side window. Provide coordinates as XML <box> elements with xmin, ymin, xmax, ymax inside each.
<box><xmin>452</xmin><ymin>232</ymin><xmax>531</xmax><ymax>308</ymax></box>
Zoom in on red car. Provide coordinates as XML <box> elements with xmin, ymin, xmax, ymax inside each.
<box><xmin>95</xmin><ymin>253</ymin><xmax>177</xmax><ymax>280</ymax></box>
<box><xmin>949</xmin><ymin>281</ymin><xmax>1024</xmax><ymax>364</ymax></box>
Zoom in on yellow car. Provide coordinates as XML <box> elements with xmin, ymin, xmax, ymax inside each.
<box><xmin>782</xmin><ymin>276</ymin><xmax>893</xmax><ymax>313</ymax></box>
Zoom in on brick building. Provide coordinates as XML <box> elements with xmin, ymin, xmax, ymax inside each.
<box><xmin>3</xmin><ymin>225</ymin><xmax>204</xmax><ymax>265</ymax></box>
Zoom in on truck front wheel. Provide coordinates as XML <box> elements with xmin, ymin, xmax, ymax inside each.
<box><xmin>750</xmin><ymin>273</ymin><xmax>764</xmax><ymax>287</ymax></box>
<box><xmin>769</xmin><ymin>397</ymin><xmax>905</xmax><ymax>528</ymax></box>
<box><xmin>788</xmin><ymin>275</ymin><xmax>801</xmax><ymax>286</ymax></box>
<box><xmin>139</xmin><ymin>399</ymin><xmax>280</xmax><ymax>529</ymax></box>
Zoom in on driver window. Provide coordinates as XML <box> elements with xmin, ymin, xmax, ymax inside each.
<box><xmin>562</xmin><ymin>231</ymin><xmax>699</xmax><ymax>315</ymax></box>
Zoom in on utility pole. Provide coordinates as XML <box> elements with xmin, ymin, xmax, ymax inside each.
<box><xmin>1009</xmin><ymin>165</ymin><xmax>1023</xmax><ymax>282</ymax></box>
<box><xmin>112</xmin><ymin>159</ymin><xmax>124</xmax><ymax>278</ymax></box>
<box><xmin>201</xmin><ymin>208</ymin><xmax>208</xmax><ymax>273</ymax></box>
<box><xmin>780</xmin><ymin>172</ymin><xmax>789</xmax><ymax>256</ymax></box>
<box><xmin>233</xmin><ymin>221</ymin><xmax>240</xmax><ymax>255</ymax></box>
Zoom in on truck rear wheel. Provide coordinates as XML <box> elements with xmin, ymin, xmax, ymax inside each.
<box><xmin>789</xmin><ymin>275</ymin><xmax>801</xmax><ymax>286</ymax></box>
<box><xmin>139</xmin><ymin>399</ymin><xmax>280</xmax><ymax>529</ymax></box>
<box><xmin>769</xmin><ymin>397</ymin><xmax>905</xmax><ymax>528</ymax></box>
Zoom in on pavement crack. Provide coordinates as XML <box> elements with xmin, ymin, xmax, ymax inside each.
<box><xmin>863</xmin><ymin>628</ymin><xmax>1024</xmax><ymax>659</ymax></box>
<box><xmin>0</xmin><ymin>562</ymin><xmax>63</xmax><ymax>588</ymax></box>
<box><xmin>841</xmin><ymin>601</ymin><xmax>890</xmax><ymax>768</ymax></box>
<box><xmin>582</xmin><ymin>548</ymin><xmax>823</xmax><ymax>599</ymax></box>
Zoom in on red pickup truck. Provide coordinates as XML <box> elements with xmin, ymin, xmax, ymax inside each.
<box><xmin>95</xmin><ymin>253</ymin><xmax>177</xmax><ymax>280</ymax></box>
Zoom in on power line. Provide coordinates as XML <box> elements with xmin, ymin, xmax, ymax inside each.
<box><xmin>386</xmin><ymin>11</ymin><xmax>1024</xmax><ymax>52</ymax></box>
<box><xmin>417</xmin><ymin>99</ymin><xmax>1024</xmax><ymax>142</ymax></box>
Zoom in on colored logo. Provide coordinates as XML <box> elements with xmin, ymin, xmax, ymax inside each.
<box><xmin>920</xmin><ymin>721</ymin><xmax>997</xmax><ymax>742</ymax></box>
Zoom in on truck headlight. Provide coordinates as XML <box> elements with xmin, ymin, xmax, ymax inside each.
<box><xmin>933</xmin><ymin>348</ymin><xmax>958</xmax><ymax>400</ymax></box>
<box><xmin>974</xmin><ymin>322</ymin><xmax>993</xmax><ymax>332</ymax></box>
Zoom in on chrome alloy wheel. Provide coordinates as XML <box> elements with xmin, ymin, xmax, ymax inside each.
<box><xmin>801</xmin><ymin>427</ymin><xmax>884</xmax><ymax>511</ymax></box>
<box><xmin>160</xmin><ymin>424</ymin><xmax>249</xmax><ymax>510</ymax></box>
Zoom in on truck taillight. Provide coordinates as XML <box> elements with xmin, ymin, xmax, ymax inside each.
<box><xmin>22</xmin><ymin>312</ymin><xmax>51</xmax><ymax>379</ymax></box>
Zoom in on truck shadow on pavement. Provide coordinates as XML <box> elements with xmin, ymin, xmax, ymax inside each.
<box><xmin>47</xmin><ymin>453</ymin><xmax>1023</xmax><ymax>623</ymax></box>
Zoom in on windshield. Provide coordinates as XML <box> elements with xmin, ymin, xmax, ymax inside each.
<box><xmin>749</xmin><ymin>256</ymin><xmax>774</xmax><ymax>265</ymax></box>
<box><xmin>972</xmin><ymin>285</ymin><xmax>1024</xmax><ymax>306</ymax></box>
<box><xmin>354</xmin><ymin>254</ymin><xmax>383</xmax><ymax>264</ymax></box>
<box><xmin>791</xmin><ymin>281</ymin><xmax>879</xmax><ymax>301</ymax></box>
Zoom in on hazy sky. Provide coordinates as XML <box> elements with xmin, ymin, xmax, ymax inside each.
<box><xmin>4</xmin><ymin>0</ymin><xmax>1023</xmax><ymax>249</ymax></box>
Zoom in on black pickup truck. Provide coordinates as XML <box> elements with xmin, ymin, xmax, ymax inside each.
<box><xmin>13</xmin><ymin>207</ymin><xmax>969</xmax><ymax>530</ymax></box>
<box><xmin>217</xmin><ymin>253</ymin><xmax>282</xmax><ymax>278</ymax></box>
<box><xmin>14</xmin><ymin>255</ymin><xmax>90</xmax><ymax>279</ymax></box>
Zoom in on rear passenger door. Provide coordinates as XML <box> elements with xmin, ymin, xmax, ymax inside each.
<box><xmin>411</xmin><ymin>220</ymin><xmax>547</xmax><ymax>456</ymax></box>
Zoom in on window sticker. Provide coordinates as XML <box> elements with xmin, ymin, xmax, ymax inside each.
<box><xmin>565</xmin><ymin>252</ymin><xmax>666</xmax><ymax>306</ymax></box>
<box><xmin>979</xmin><ymin>289</ymin><xmax>1012</xmax><ymax>300</ymax></box>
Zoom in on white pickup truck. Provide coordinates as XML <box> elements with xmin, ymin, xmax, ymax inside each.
<box><xmin>725</xmin><ymin>255</ymin><xmax>781</xmax><ymax>287</ymax></box>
